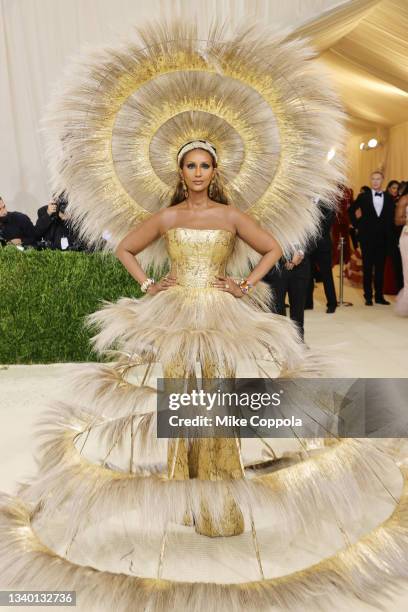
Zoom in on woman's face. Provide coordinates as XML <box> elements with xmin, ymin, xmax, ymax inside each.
<box><xmin>180</xmin><ymin>149</ymin><xmax>215</xmax><ymax>195</ymax></box>
<box><xmin>388</xmin><ymin>183</ymin><xmax>399</xmax><ymax>197</ymax></box>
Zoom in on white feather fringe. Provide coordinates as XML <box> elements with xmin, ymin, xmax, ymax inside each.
<box><xmin>85</xmin><ymin>288</ymin><xmax>330</xmax><ymax>378</ymax></box>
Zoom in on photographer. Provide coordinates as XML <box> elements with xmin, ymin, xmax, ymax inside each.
<box><xmin>0</xmin><ymin>196</ymin><xmax>36</xmax><ymax>247</ymax></box>
<box><xmin>34</xmin><ymin>192</ymin><xmax>82</xmax><ymax>250</ymax></box>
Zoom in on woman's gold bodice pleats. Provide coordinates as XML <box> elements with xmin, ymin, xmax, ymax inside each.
<box><xmin>165</xmin><ymin>227</ymin><xmax>235</xmax><ymax>288</ymax></box>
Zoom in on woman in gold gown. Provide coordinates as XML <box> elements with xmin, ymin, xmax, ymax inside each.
<box><xmin>2</xmin><ymin>23</ymin><xmax>407</xmax><ymax>612</ymax></box>
<box><xmin>89</xmin><ymin>139</ymin><xmax>319</xmax><ymax>538</ymax></box>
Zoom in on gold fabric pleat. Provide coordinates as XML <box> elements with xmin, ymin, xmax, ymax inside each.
<box><xmin>165</xmin><ymin>357</ymin><xmax>244</xmax><ymax>537</ymax></box>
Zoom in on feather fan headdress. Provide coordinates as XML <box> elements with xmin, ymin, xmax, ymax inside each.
<box><xmin>44</xmin><ymin>20</ymin><xmax>345</xmax><ymax>274</ymax></box>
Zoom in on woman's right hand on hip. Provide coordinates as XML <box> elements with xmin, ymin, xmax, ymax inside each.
<box><xmin>147</xmin><ymin>275</ymin><xmax>177</xmax><ymax>295</ymax></box>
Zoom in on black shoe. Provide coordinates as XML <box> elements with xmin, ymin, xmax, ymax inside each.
<box><xmin>326</xmin><ymin>305</ymin><xmax>336</xmax><ymax>313</ymax></box>
<box><xmin>375</xmin><ymin>298</ymin><xmax>390</xmax><ymax>305</ymax></box>
<box><xmin>365</xmin><ymin>299</ymin><xmax>373</xmax><ymax>306</ymax></box>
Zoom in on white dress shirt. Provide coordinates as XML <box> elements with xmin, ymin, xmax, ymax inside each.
<box><xmin>371</xmin><ymin>189</ymin><xmax>384</xmax><ymax>217</ymax></box>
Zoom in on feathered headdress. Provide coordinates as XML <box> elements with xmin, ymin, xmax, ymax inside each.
<box><xmin>44</xmin><ymin>20</ymin><xmax>345</xmax><ymax>275</ymax></box>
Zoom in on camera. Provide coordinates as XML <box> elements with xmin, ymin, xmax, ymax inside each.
<box><xmin>36</xmin><ymin>238</ymin><xmax>53</xmax><ymax>250</ymax></box>
<box><xmin>52</xmin><ymin>192</ymin><xmax>68</xmax><ymax>216</ymax></box>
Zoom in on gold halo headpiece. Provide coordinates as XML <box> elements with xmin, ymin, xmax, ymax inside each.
<box><xmin>44</xmin><ymin>21</ymin><xmax>346</xmax><ymax>274</ymax></box>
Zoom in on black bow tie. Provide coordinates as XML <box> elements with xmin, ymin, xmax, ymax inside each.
<box><xmin>374</xmin><ymin>191</ymin><xmax>383</xmax><ymax>197</ymax></box>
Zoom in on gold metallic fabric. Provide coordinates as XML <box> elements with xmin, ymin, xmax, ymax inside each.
<box><xmin>165</xmin><ymin>228</ymin><xmax>234</xmax><ymax>288</ymax></box>
<box><xmin>164</xmin><ymin>228</ymin><xmax>243</xmax><ymax>535</ymax></box>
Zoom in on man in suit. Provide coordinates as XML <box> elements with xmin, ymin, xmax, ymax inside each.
<box><xmin>264</xmin><ymin>246</ymin><xmax>310</xmax><ymax>341</ymax></box>
<box><xmin>306</xmin><ymin>200</ymin><xmax>337</xmax><ymax>313</ymax></box>
<box><xmin>349</xmin><ymin>171</ymin><xmax>394</xmax><ymax>305</ymax></box>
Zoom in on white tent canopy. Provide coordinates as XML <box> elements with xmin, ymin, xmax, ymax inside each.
<box><xmin>1</xmin><ymin>0</ymin><xmax>407</xmax><ymax>215</ymax></box>
<box><xmin>292</xmin><ymin>0</ymin><xmax>408</xmax><ymax>127</ymax></box>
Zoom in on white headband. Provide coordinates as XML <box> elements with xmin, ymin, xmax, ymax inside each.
<box><xmin>177</xmin><ymin>140</ymin><xmax>218</xmax><ymax>165</ymax></box>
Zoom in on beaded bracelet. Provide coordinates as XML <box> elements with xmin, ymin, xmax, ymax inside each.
<box><xmin>141</xmin><ymin>278</ymin><xmax>155</xmax><ymax>293</ymax></box>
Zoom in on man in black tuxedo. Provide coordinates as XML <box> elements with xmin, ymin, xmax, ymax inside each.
<box><xmin>349</xmin><ymin>171</ymin><xmax>394</xmax><ymax>305</ymax></box>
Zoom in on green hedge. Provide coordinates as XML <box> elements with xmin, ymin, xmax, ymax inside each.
<box><xmin>0</xmin><ymin>247</ymin><xmax>142</xmax><ymax>364</ymax></box>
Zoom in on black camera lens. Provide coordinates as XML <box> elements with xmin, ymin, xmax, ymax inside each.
<box><xmin>55</xmin><ymin>193</ymin><xmax>68</xmax><ymax>214</ymax></box>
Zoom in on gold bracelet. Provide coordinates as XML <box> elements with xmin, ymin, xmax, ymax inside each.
<box><xmin>239</xmin><ymin>279</ymin><xmax>254</xmax><ymax>294</ymax></box>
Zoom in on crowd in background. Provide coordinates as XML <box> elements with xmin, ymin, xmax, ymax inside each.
<box><xmin>0</xmin><ymin>192</ymin><xmax>88</xmax><ymax>251</ymax></box>
<box><xmin>345</xmin><ymin>177</ymin><xmax>408</xmax><ymax>295</ymax></box>
<box><xmin>264</xmin><ymin>171</ymin><xmax>408</xmax><ymax>339</ymax></box>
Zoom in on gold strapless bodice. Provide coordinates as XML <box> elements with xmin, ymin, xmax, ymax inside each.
<box><xmin>164</xmin><ymin>228</ymin><xmax>235</xmax><ymax>288</ymax></box>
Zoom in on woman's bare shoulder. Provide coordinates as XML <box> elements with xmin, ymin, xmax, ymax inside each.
<box><xmin>140</xmin><ymin>207</ymin><xmax>177</xmax><ymax>233</ymax></box>
<box><xmin>224</xmin><ymin>205</ymin><xmax>249</xmax><ymax>222</ymax></box>
<box><xmin>155</xmin><ymin>206</ymin><xmax>182</xmax><ymax>221</ymax></box>
<box><xmin>153</xmin><ymin>205</ymin><xmax>186</xmax><ymax>233</ymax></box>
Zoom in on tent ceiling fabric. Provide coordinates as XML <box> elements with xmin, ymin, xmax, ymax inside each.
<box><xmin>333</xmin><ymin>0</ymin><xmax>408</xmax><ymax>92</ymax></box>
<box><xmin>291</xmin><ymin>0</ymin><xmax>408</xmax><ymax>133</ymax></box>
<box><xmin>289</xmin><ymin>0</ymin><xmax>380</xmax><ymax>52</ymax></box>
<box><xmin>321</xmin><ymin>49</ymin><xmax>408</xmax><ymax>127</ymax></box>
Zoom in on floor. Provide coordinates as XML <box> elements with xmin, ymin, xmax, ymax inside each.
<box><xmin>0</xmin><ymin>277</ymin><xmax>407</xmax><ymax>611</ymax></box>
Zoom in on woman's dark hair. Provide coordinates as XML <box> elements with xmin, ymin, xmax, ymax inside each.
<box><xmin>399</xmin><ymin>181</ymin><xmax>408</xmax><ymax>197</ymax></box>
<box><xmin>360</xmin><ymin>185</ymin><xmax>370</xmax><ymax>193</ymax></box>
<box><xmin>386</xmin><ymin>180</ymin><xmax>399</xmax><ymax>191</ymax></box>
<box><xmin>169</xmin><ymin>147</ymin><xmax>230</xmax><ymax>206</ymax></box>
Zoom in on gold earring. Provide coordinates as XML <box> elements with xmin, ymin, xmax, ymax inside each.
<box><xmin>181</xmin><ymin>177</ymin><xmax>188</xmax><ymax>198</ymax></box>
<box><xmin>209</xmin><ymin>174</ymin><xmax>216</xmax><ymax>198</ymax></box>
